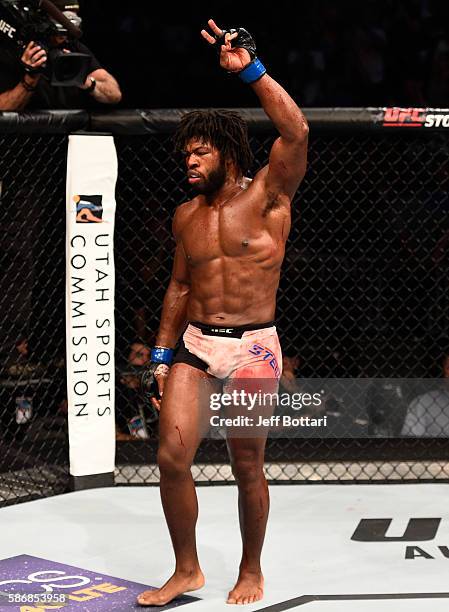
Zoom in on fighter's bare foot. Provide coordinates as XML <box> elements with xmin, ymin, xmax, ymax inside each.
<box><xmin>137</xmin><ymin>569</ymin><xmax>205</xmax><ymax>607</ymax></box>
<box><xmin>227</xmin><ymin>571</ymin><xmax>264</xmax><ymax>605</ymax></box>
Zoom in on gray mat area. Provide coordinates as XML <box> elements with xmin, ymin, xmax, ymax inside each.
<box><xmin>0</xmin><ymin>484</ymin><xmax>448</xmax><ymax>611</ymax></box>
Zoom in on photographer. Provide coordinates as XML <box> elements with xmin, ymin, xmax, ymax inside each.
<box><xmin>0</xmin><ymin>0</ymin><xmax>121</xmax><ymax>110</ymax></box>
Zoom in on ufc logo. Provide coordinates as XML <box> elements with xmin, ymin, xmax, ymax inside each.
<box><xmin>0</xmin><ymin>19</ymin><xmax>16</xmax><ymax>38</ymax></box>
<box><xmin>351</xmin><ymin>518</ymin><xmax>441</xmax><ymax>542</ymax></box>
<box><xmin>383</xmin><ymin>107</ymin><xmax>425</xmax><ymax>125</ymax></box>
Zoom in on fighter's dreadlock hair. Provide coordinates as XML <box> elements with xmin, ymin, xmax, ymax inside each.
<box><xmin>173</xmin><ymin>109</ymin><xmax>254</xmax><ymax>175</ymax></box>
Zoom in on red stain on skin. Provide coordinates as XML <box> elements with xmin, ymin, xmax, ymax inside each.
<box><xmin>175</xmin><ymin>425</ymin><xmax>185</xmax><ymax>448</ymax></box>
<box><xmin>257</xmin><ymin>496</ymin><xmax>265</xmax><ymax>521</ymax></box>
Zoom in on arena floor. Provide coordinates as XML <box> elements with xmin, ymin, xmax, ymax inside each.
<box><xmin>0</xmin><ymin>484</ymin><xmax>448</xmax><ymax>611</ymax></box>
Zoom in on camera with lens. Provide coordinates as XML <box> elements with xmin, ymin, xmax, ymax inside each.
<box><xmin>0</xmin><ymin>0</ymin><xmax>91</xmax><ymax>86</ymax></box>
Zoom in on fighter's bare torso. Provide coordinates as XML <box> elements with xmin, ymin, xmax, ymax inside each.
<box><xmin>175</xmin><ymin>174</ymin><xmax>292</xmax><ymax>325</ymax></box>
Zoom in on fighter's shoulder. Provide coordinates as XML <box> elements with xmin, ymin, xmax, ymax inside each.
<box><xmin>172</xmin><ymin>199</ymin><xmax>199</xmax><ymax>235</ymax></box>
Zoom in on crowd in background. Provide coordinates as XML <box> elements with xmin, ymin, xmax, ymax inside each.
<box><xmin>80</xmin><ymin>0</ymin><xmax>449</xmax><ymax>108</ymax></box>
<box><xmin>2</xmin><ymin>334</ymin><xmax>448</xmax><ymax>442</ymax></box>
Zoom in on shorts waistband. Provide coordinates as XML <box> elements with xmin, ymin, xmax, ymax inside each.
<box><xmin>189</xmin><ymin>321</ymin><xmax>275</xmax><ymax>339</ymax></box>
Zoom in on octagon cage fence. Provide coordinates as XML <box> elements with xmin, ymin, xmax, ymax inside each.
<box><xmin>0</xmin><ymin>107</ymin><xmax>448</xmax><ymax>507</ymax></box>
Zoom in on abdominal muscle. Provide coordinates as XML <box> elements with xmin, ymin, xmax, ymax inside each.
<box><xmin>186</xmin><ymin>256</ymin><xmax>281</xmax><ymax>325</ymax></box>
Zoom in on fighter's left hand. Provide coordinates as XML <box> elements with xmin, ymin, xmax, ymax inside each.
<box><xmin>201</xmin><ymin>19</ymin><xmax>251</xmax><ymax>72</ymax></box>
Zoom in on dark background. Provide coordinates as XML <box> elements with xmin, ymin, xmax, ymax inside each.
<box><xmin>78</xmin><ymin>0</ymin><xmax>449</xmax><ymax>109</ymax></box>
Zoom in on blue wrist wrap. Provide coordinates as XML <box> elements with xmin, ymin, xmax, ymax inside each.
<box><xmin>238</xmin><ymin>58</ymin><xmax>266</xmax><ymax>84</ymax></box>
<box><xmin>151</xmin><ymin>347</ymin><xmax>174</xmax><ymax>365</ymax></box>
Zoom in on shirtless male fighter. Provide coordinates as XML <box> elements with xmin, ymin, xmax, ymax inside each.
<box><xmin>138</xmin><ymin>18</ymin><xmax>308</xmax><ymax>607</ymax></box>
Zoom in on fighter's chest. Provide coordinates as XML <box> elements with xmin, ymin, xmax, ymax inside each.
<box><xmin>181</xmin><ymin>206</ymin><xmax>272</xmax><ymax>263</ymax></box>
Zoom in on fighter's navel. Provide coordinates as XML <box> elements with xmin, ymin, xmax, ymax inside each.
<box><xmin>242</xmin><ymin>240</ymin><xmax>249</xmax><ymax>247</ymax></box>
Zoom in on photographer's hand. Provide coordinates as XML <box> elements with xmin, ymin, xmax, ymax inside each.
<box><xmin>21</xmin><ymin>41</ymin><xmax>47</xmax><ymax>81</ymax></box>
<box><xmin>0</xmin><ymin>42</ymin><xmax>46</xmax><ymax>110</ymax></box>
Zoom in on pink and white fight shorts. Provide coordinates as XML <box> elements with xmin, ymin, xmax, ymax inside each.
<box><xmin>172</xmin><ymin>321</ymin><xmax>282</xmax><ymax>381</ymax></box>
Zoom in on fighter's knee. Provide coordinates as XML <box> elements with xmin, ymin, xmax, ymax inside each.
<box><xmin>231</xmin><ymin>452</ymin><xmax>264</xmax><ymax>486</ymax></box>
<box><xmin>157</xmin><ymin>446</ymin><xmax>190</xmax><ymax>478</ymax></box>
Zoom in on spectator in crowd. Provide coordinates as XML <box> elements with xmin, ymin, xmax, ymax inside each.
<box><xmin>128</xmin><ymin>341</ymin><xmax>151</xmax><ymax>369</ymax></box>
<box><xmin>401</xmin><ymin>352</ymin><xmax>449</xmax><ymax>437</ymax></box>
<box><xmin>274</xmin><ymin>349</ymin><xmax>367</xmax><ymax>438</ymax></box>
<box><xmin>366</xmin><ymin>379</ymin><xmax>409</xmax><ymax>437</ymax></box>
<box><xmin>279</xmin><ymin>352</ymin><xmax>302</xmax><ymax>396</ymax></box>
<box><xmin>8</xmin><ymin>336</ymin><xmax>29</xmax><ymax>367</ymax></box>
<box><xmin>116</xmin><ymin>340</ymin><xmax>155</xmax><ymax>440</ymax></box>
<box><xmin>0</xmin><ymin>336</ymin><xmax>35</xmax><ymax>438</ymax></box>
<box><xmin>0</xmin><ymin>0</ymin><xmax>121</xmax><ymax>110</ymax></box>
<box><xmin>3</xmin><ymin>336</ymin><xmax>41</xmax><ymax>377</ymax></box>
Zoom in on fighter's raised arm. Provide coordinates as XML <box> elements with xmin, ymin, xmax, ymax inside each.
<box><xmin>201</xmin><ymin>19</ymin><xmax>308</xmax><ymax>201</ymax></box>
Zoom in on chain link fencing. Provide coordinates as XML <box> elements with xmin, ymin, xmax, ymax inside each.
<box><xmin>0</xmin><ymin>112</ymin><xmax>89</xmax><ymax>506</ymax></box>
<box><xmin>111</xmin><ymin>109</ymin><xmax>449</xmax><ymax>485</ymax></box>
<box><xmin>0</xmin><ymin>132</ymin><xmax>70</xmax><ymax>506</ymax></box>
<box><xmin>0</xmin><ymin>110</ymin><xmax>448</xmax><ymax>506</ymax></box>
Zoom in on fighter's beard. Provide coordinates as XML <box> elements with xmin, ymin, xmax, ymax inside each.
<box><xmin>192</xmin><ymin>161</ymin><xmax>227</xmax><ymax>197</ymax></box>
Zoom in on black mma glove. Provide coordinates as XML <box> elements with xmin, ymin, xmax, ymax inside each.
<box><xmin>141</xmin><ymin>363</ymin><xmax>166</xmax><ymax>402</ymax></box>
<box><xmin>141</xmin><ymin>346</ymin><xmax>173</xmax><ymax>410</ymax></box>
<box><xmin>214</xmin><ymin>27</ymin><xmax>257</xmax><ymax>60</ymax></box>
<box><xmin>213</xmin><ymin>26</ymin><xmax>266</xmax><ymax>84</ymax></box>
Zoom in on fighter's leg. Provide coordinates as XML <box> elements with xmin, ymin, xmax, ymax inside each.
<box><xmin>137</xmin><ymin>363</ymin><xmax>218</xmax><ymax>607</ymax></box>
<box><xmin>224</xmin><ymin>362</ymin><xmax>279</xmax><ymax>605</ymax></box>
<box><xmin>226</xmin><ymin>434</ymin><xmax>268</xmax><ymax>605</ymax></box>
